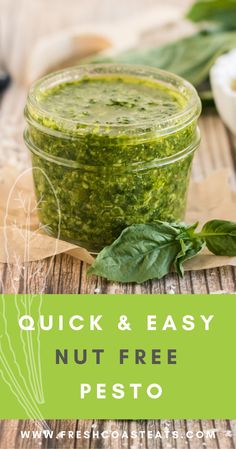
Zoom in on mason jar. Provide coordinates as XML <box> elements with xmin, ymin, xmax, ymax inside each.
<box><xmin>24</xmin><ymin>64</ymin><xmax>201</xmax><ymax>253</ymax></box>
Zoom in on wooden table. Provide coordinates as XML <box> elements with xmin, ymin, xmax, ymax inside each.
<box><xmin>1</xmin><ymin>1</ymin><xmax>236</xmax><ymax>446</ymax></box>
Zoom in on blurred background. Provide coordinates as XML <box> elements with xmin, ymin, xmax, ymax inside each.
<box><xmin>1</xmin><ymin>0</ymin><xmax>236</xmax><ymax>98</ymax></box>
<box><xmin>0</xmin><ymin>0</ymin><xmax>195</xmax><ymax>86</ymax></box>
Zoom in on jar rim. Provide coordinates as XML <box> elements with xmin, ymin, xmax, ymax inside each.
<box><xmin>26</xmin><ymin>63</ymin><xmax>201</xmax><ymax>138</ymax></box>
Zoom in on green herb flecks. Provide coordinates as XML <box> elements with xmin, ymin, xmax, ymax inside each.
<box><xmin>34</xmin><ymin>75</ymin><xmax>184</xmax><ymax>127</ymax></box>
<box><xmin>27</xmin><ymin>73</ymin><xmax>198</xmax><ymax>252</ymax></box>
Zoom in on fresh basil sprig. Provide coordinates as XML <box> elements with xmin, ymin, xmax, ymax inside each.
<box><xmin>87</xmin><ymin>219</ymin><xmax>236</xmax><ymax>283</ymax></box>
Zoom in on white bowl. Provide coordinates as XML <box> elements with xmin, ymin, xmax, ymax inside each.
<box><xmin>210</xmin><ymin>49</ymin><xmax>236</xmax><ymax>135</ymax></box>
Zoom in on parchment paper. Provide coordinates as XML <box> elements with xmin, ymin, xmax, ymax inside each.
<box><xmin>0</xmin><ymin>166</ymin><xmax>236</xmax><ymax>270</ymax></box>
<box><xmin>0</xmin><ymin>167</ymin><xmax>94</xmax><ymax>265</ymax></box>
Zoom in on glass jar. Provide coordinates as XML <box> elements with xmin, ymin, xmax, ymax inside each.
<box><xmin>24</xmin><ymin>64</ymin><xmax>201</xmax><ymax>253</ymax></box>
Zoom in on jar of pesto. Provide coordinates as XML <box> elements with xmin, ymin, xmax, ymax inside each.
<box><xmin>24</xmin><ymin>64</ymin><xmax>201</xmax><ymax>253</ymax></box>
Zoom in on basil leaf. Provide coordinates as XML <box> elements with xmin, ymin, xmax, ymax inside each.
<box><xmin>88</xmin><ymin>222</ymin><xmax>184</xmax><ymax>283</ymax></box>
<box><xmin>87</xmin><ymin>219</ymin><xmax>236</xmax><ymax>284</ymax></box>
<box><xmin>173</xmin><ymin>221</ymin><xmax>199</xmax><ymax>237</ymax></box>
<box><xmin>175</xmin><ymin>237</ymin><xmax>205</xmax><ymax>276</ymax></box>
<box><xmin>88</xmin><ymin>222</ymin><xmax>204</xmax><ymax>283</ymax></box>
<box><xmin>201</xmin><ymin>220</ymin><xmax>236</xmax><ymax>256</ymax></box>
<box><xmin>186</xmin><ymin>0</ymin><xmax>236</xmax><ymax>31</ymax></box>
<box><xmin>91</xmin><ymin>32</ymin><xmax>236</xmax><ymax>89</ymax></box>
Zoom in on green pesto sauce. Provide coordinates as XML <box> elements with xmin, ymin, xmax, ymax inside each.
<box><xmin>37</xmin><ymin>75</ymin><xmax>185</xmax><ymax>126</ymax></box>
<box><xmin>26</xmin><ymin>72</ymin><xmax>200</xmax><ymax>253</ymax></box>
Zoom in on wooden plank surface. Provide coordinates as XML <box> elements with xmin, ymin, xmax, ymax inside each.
<box><xmin>1</xmin><ymin>1</ymin><xmax>236</xmax><ymax>448</ymax></box>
